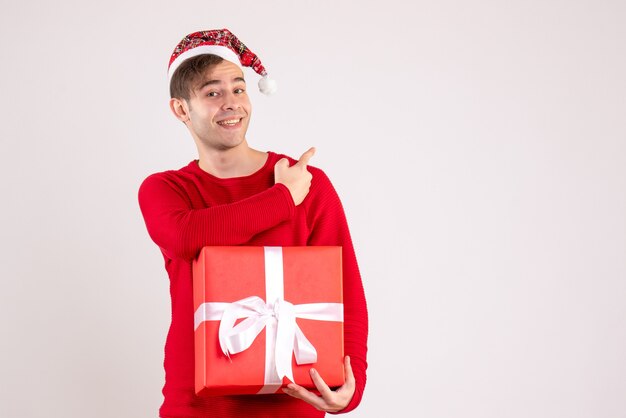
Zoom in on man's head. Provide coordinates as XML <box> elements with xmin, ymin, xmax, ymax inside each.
<box><xmin>167</xmin><ymin>29</ymin><xmax>276</xmax><ymax>153</ymax></box>
<box><xmin>169</xmin><ymin>57</ymin><xmax>252</xmax><ymax>152</ymax></box>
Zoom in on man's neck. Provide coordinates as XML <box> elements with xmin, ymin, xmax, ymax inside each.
<box><xmin>197</xmin><ymin>144</ymin><xmax>268</xmax><ymax>179</ymax></box>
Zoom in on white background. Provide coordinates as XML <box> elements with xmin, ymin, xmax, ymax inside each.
<box><xmin>1</xmin><ymin>1</ymin><xmax>625</xmax><ymax>417</ymax></box>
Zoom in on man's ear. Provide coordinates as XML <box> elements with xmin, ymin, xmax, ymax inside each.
<box><xmin>170</xmin><ymin>97</ymin><xmax>190</xmax><ymax>123</ymax></box>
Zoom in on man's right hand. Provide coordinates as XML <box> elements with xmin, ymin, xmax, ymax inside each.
<box><xmin>274</xmin><ymin>147</ymin><xmax>316</xmax><ymax>206</ymax></box>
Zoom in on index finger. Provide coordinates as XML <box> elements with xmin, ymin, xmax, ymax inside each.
<box><xmin>296</xmin><ymin>147</ymin><xmax>316</xmax><ymax>167</ymax></box>
<box><xmin>310</xmin><ymin>368</ymin><xmax>333</xmax><ymax>399</ymax></box>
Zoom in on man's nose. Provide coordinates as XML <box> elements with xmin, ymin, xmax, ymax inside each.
<box><xmin>221</xmin><ymin>92</ymin><xmax>241</xmax><ymax>110</ymax></box>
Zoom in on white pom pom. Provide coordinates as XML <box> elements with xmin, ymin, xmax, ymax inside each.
<box><xmin>258</xmin><ymin>75</ymin><xmax>278</xmax><ymax>95</ymax></box>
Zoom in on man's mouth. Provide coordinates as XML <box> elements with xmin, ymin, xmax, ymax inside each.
<box><xmin>217</xmin><ymin>118</ymin><xmax>243</xmax><ymax>126</ymax></box>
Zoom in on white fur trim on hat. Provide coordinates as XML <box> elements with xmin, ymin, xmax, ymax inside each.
<box><xmin>168</xmin><ymin>45</ymin><xmax>243</xmax><ymax>82</ymax></box>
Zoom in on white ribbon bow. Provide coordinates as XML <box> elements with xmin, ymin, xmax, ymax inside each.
<box><xmin>195</xmin><ymin>297</ymin><xmax>343</xmax><ymax>384</ymax></box>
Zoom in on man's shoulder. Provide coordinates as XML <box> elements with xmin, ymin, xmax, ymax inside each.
<box><xmin>139</xmin><ymin>161</ymin><xmax>199</xmax><ymax>193</ymax></box>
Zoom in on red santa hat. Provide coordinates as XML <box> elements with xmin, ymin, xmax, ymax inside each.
<box><xmin>168</xmin><ymin>28</ymin><xmax>277</xmax><ymax>95</ymax></box>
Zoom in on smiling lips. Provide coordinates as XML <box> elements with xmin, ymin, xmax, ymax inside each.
<box><xmin>217</xmin><ymin>118</ymin><xmax>243</xmax><ymax>126</ymax></box>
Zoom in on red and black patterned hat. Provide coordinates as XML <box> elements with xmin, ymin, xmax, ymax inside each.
<box><xmin>168</xmin><ymin>28</ymin><xmax>277</xmax><ymax>95</ymax></box>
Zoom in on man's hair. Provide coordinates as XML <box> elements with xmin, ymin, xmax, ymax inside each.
<box><xmin>169</xmin><ymin>54</ymin><xmax>225</xmax><ymax>100</ymax></box>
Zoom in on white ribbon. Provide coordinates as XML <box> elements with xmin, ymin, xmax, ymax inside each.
<box><xmin>193</xmin><ymin>247</ymin><xmax>343</xmax><ymax>393</ymax></box>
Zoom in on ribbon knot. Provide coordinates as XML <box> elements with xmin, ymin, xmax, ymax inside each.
<box><xmin>272</xmin><ymin>298</ymin><xmax>285</xmax><ymax>319</ymax></box>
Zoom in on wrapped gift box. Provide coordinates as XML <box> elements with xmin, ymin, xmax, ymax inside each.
<box><xmin>193</xmin><ymin>246</ymin><xmax>344</xmax><ymax>396</ymax></box>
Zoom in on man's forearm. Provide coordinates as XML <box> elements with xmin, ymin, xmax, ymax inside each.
<box><xmin>139</xmin><ymin>178</ymin><xmax>295</xmax><ymax>261</ymax></box>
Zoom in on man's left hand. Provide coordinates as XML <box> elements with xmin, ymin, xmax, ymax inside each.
<box><xmin>282</xmin><ymin>356</ymin><xmax>355</xmax><ymax>413</ymax></box>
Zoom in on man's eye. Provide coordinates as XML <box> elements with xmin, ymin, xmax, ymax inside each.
<box><xmin>207</xmin><ymin>92</ymin><xmax>219</xmax><ymax>97</ymax></box>
<box><xmin>234</xmin><ymin>88</ymin><xmax>245</xmax><ymax>94</ymax></box>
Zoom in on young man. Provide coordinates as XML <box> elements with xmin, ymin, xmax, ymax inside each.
<box><xmin>138</xmin><ymin>29</ymin><xmax>368</xmax><ymax>418</ymax></box>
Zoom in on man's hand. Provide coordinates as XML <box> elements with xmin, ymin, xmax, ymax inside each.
<box><xmin>282</xmin><ymin>356</ymin><xmax>355</xmax><ymax>413</ymax></box>
<box><xmin>274</xmin><ymin>147</ymin><xmax>316</xmax><ymax>206</ymax></box>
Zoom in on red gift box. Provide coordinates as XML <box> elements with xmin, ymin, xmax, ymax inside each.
<box><xmin>193</xmin><ymin>246</ymin><xmax>345</xmax><ymax>396</ymax></box>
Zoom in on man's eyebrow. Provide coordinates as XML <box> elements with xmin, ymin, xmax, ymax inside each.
<box><xmin>197</xmin><ymin>77</ymin><xmax>246</xmax><ymax>90</ymax></box>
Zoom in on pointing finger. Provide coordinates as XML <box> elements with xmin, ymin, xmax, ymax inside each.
<box><xmin>296</xmin><ymin>147</ymin><xmax>316</xmax><ymax>167</ymax></box>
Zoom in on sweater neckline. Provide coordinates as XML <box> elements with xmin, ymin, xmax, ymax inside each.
<box><xmin>188</xmin><ymin>151</ymin><xmax>277</xmax><ymax>182</ymax></box>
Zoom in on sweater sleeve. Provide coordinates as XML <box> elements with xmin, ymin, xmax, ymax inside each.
<box><xmin>306</xmin><ymin>169</ymin><xmax>368</xmax><ymax>414</ymax></box>
<box><xmin>138</xmin><ymin>173</ymin><xmax>296</xmax><ymax>261</ymax></box>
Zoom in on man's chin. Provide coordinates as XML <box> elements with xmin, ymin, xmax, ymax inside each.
<box><xmin>209</xmin><ymin>137</ymin><xmax>248</xmax><ymax>152</ymax></box>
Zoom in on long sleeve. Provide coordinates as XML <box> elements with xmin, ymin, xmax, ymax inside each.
<box><xmin>306</xmin><ymin>169</ymin><xmax>368</xmax><ymax>414</ymax></box>
<box><xmin>138</xmin><ymin>172</ymin><xmax>296</xmax><ymax>261</ymax></box>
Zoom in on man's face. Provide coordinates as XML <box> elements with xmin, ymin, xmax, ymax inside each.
<box><xmin>184</xmin><ymin>60</ymin><xmax>252</xmax><ymax>151</ymax></box>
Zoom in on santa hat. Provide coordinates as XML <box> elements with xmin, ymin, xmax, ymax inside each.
<box><xmin>168</xmin><ymin>28</ymin><xmax>277</xmax><ymax>95</ymax></box>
